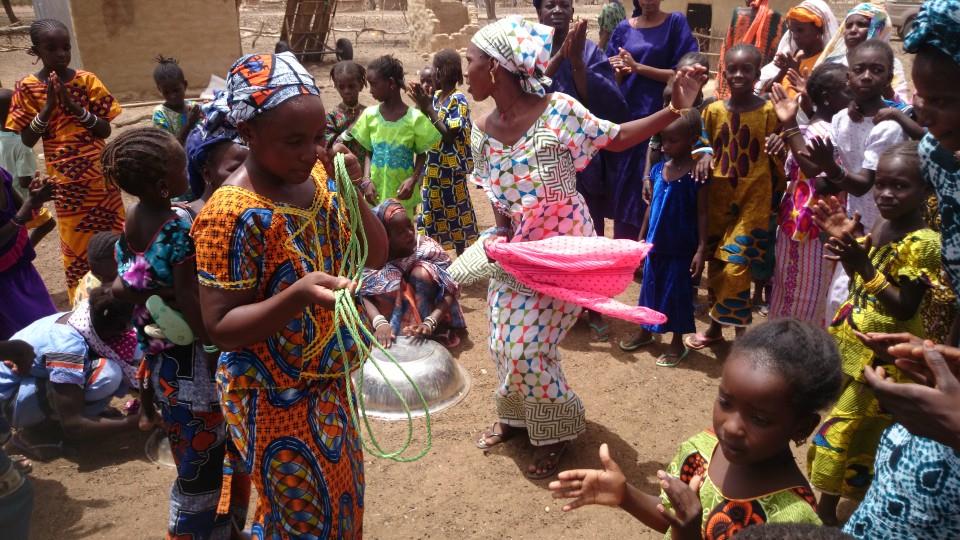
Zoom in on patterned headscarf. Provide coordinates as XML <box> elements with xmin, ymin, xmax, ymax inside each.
<box><xmin>471</xmin><ymin>16</ymin><xmax>554</xmax><ymax>97</ymax></box>
<box><xmin>760</xmin><ymin>0</ymin><xmax>838</xmax><ymax>87</ymax></box>
<box><xmin>373</xmin><ymin>199</ymin><xmax>406</xmax><ymax>223</ymax></box>
<box><xmin>223</xmin><ymin>51</ymin><xmax>320</xmax><ymax>125</ymax></box>
<box><xmin>185</xmin><ymin>90</ymin><xmax>243</xmax><ymax>197</ymax></box>
<box><xmin>904</xmin><ymin>0</ymin><xmax>960</xmax><ymax>65</ymax></box>
<box><xmin>68</xmin><ymin>299</ymin><xmax>141</xmax><ymax>388</ymax></box>
<box><xmin>817</xmin><ymin>3</ymin><xmax>892</xmax><ymax>68</ymax></box>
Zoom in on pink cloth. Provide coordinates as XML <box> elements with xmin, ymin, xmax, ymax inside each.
<box><xmin>485</xmin><ymin>236</ymin><xmax>667</xmax><ymax>325</ymax></box>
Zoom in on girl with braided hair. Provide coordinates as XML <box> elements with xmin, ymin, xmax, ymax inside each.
<box><xmin>152</xmin><ymin>55</ymin><xmax>202</xmax><ymax>147</ymax></box>
<box><xmin>5</xmin><ymin>18</ymin><xmax>123</xmax><ymax>302</ymax></box>
<box><xmin>104</xmin><ymin>127</ymin><xmax>250</xmax><ymax>539</ymax></box>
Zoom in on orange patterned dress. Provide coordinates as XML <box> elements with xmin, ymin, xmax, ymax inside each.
<box><xmin>661</xmin><ymin>430</ymin><xmax>821</xmax><ymax>539</ymax></box>
<box><xmin>5</xmin><ymin>71</ymin><xmax>124</xmax><ymax>301</ymax></box>
<box><xmin>191</xmin><ymin>164</ymin><xmax>365</xmax><ymax>539</ymax></box>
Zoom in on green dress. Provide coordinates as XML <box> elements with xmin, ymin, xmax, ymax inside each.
<box><xmin>348</xmin><ymin>104</ymin><xmax>441</xmax><ymax>216</ymax></box>
<box><xmin>661</xmin><ymin>430</ymin><xmax>821</xmax><ymax>539</ymax></box>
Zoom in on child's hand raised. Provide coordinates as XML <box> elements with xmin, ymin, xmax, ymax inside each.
<box><xmin>656</xmin><ymin>470</ymin><xmax>703</xmax><ymax>538</ymax></box>
<box><xmin>670</xmin><ymin>65</ymin><xmax>707</xmax><ymax>110</ymax></box>
<box><xmin>770</xmin><ymin>83</ymin><xmax>799</xmax><ymax>124</ymax></box>
<box><xmin>27</xmin><ymin>174</ymin><xmax>55</xmax><ymax>207</ymax></box>
<box><xmin>801</xmin><ymin>136</ymin><xmax>838</xmax><ymax>173</ymax></box>
<box><xmin>812</xmin><ymin>196</ymin><xmax>860</xmax><ymax>240</ymax></box>
<box><xmin>824</xmin><ymin>232</ymin><xmax>872</xmax><ymax>278</ymax></box>
<box><xmin>548</xmin><ymin>443</ymin><xmax>627</xmax><ymax>511</ymax></box>
<box><xmin>405</xmin><ymin>82</ymin><xmax>433</xmax><ymax>112</ymax></box>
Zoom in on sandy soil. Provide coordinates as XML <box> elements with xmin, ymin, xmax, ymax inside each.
<box><xmin>0</xmin><ymin>3</ymin><xmax>882</xmax><ymax>538</ymax></box>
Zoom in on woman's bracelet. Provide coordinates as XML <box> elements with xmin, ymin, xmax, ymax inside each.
<box><xmin>781</xmin><ymin>126</ymin><xmax>802</xmax><ymax>139</ymax></box>
<box><xmin>29</xmin><ymin>114</ymin><xmax>48</xmax><ymax>135</ymax></box>
<box><xmin>78</xmin><ymin>109</ymin><xmax>98</xmax><ymax>129</ymax></box>
<box><xmin>862</xmin><ymin>272</ymin><xmax>890</xmax><ymax>295</ymax></box>
<box><xmin>423</xmin><ymin>316</ymin><xmax>438</xmax><ymax>330</ymax></box>
<box><xmin>372</xmin><ymin>315</ymin><xmax>389</xmax><ymax>329</ymax></box>
<box><xmin>202</xmin><ymin>344</ymin><xmax>220</xmax><ymax>354</ymax></box>
<box><xmin>667</xmin><ymin>101</ymin><xmax>684</xmax><ymax>116</ymax></box>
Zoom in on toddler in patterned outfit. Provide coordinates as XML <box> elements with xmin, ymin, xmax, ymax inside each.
<box><xmin>551</xmin><ymin>320</ymin><xmax>842</xmax><ymax>539</ymax></box>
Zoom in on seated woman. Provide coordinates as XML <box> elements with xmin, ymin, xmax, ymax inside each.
<box><xmin>0</xmin><ymin>286</ymin><xmax>139</xmax><ymax>456</ymax></box>
<box><xmin>361</xmin><ymin>199</ymin><xmax>466</xmax><ymax>348</ymax></box>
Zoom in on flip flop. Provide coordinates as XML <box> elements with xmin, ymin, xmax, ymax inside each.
<box><xmin>684</xmin><ymin>333</ymin><xmax>725</xmax><ymax>350</ymax></box>
<box><xmin>618</xmin><ymin>334</ymin><xmax>655</xmax><ymax>352</ymax></box>
<box><xmin>145</xmin><ymin>295</ymin><xmax>194</xmax><ymax>346</ymax></box>
<box><xmin>525</xmin><ymin>441</ymin><xmax>569</xmax><ymax>479</ymax></box>
<box><xmin>476</xmin><ymin>423</ymin><xmax>514</xmax><ymax>450</ymax></box>
<box><xmin>656</xmin><ymin>347</ymin><xmax>690</xmax><ymax>367</ymax></box>
<box><xmin>10</xmin><ymin>454</ymin><xmax>32</xmax><ymax>474</ymax></box>
<box><xmin>589</xmin><ymin>321</ymin><xmax>610</xmax><ymax>342</ymax></box>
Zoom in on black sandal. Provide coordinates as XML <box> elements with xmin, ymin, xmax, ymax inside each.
<box><xmin>525</xmin><ymin>441</ymin><xmax>569</xmax><ymax>479</ymax></box>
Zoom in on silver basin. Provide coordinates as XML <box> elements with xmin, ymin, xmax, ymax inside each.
<box><xmin>352</xmin><ymin>336</ymin><xmax>471</xmax><ymax>421</ymax></box>
<box><xmin>144</xmin><ymin>428</ymin><xmax>176</xmax><ymax>468</ymax></box>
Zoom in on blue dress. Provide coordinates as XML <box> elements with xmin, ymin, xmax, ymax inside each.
<box><xmin>547</xmin><ymin>38</ymin><xmax>628</xmax><ymax>229</ymax></box>
<box><xmin>639</xmin><ymin>162</ymin><xmax>700</xmax><ymax>334</ymax></box>
<box><xmin>606</xmin><ymin>13</ymin><xmax>699</xmax><ymax>229</ymax></box>
<box><xmin>844</xmin><ymin>424</ymin><xmax>960</xmax><ymax>539</ymax></box>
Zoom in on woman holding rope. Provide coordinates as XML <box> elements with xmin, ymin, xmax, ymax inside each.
<box><xmin>191</xmin><ymin>51</ymin><xmax>388</xmax><ymax>538</ymax></box>
<box><xmin>468</xmin><ymin>16</ymin><xmax>704</xmax><ymax>478</ymax></box>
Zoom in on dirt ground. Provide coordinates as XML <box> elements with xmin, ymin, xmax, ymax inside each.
<box><xmin>0</xmin><ymin>2</ymin><xmax>885</xmax><ymax>538</ymax></box>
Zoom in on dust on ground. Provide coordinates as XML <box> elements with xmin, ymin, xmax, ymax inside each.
<box><xmin>1</xmin><ymin>3</ymin><xmax>873</xmax><ymax>538</ymax></box>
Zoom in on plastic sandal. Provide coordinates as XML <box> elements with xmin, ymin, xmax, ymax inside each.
<box><xmin>589</xmin><ymin>322</ymin><xmax>610</xmax><ymax>342</ymax></box>
<box><xmin>684</xmin><ymin>333</ymin><xmax>725</xmax><ymax>350</ymax></box>
<box><xmin>145</xmin><ymin>295</ymin><xmax>194</xmax><ymax>346</ymax></box>
<box><xmin>618</xmin><ymin>334</ymin><xmax>655</xmax><ymax>352</ymax></box>
<box><xmin>476</xmin><ymin>423</ymin><xmax>514</xmax><ymax>450</ymax></box>
<box><xmin>525</xmin><ymin>441</ymin><xmax>569</xmax><ymax>479</ymax></box>
<box><xmin>656</xmin><ymin>347</ymin><xmax>691</xmax><ymax>367</ymax></box>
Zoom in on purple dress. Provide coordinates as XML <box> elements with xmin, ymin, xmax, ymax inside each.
<box><xmin>547</xmin><ymin>38</ymin><xmax>629</xmax><ymax>235</ymax></box>
<box><xmin>0</xmin><ymin>168</ymin><xmax>56</xmax><ymax>339</ymax></box>
<box><xmin>606</xmin><ymin>13</ymin><xmax>698</xmax><ymax>232</ymax></box>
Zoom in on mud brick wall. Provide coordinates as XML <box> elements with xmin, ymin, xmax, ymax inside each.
<box><xmin>35</xmin><ymin>0</ymin><xmax>242</xmax><ymax>101</ymax></box>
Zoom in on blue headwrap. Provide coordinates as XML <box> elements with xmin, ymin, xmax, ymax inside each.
<box><xmin>904</xmin><ymin>0</ymin><xmax>960</xmax><ymax>65</ymax></box>
<box><xmin>185</xmin><ymin>90</ymin><xmax>242</xmax><ymax>198</ymax></box>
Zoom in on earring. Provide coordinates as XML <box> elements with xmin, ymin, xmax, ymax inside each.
<box><xmin>794</xmin><ymin>437</ymin><xmax>806</xmax><ymax>446</ymax></box>
<box><xmin>160</xmin><ymin>187</ymin><xmax>170</xmax><ymax>199</ymax></box>
<box><xmin>490</xmin><ymin>68</ymin><xmax>497</xmax><ymax>86</ymax></box>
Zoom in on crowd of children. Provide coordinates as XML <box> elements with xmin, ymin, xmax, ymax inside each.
<box><xmin>1</xmin><ymin>0</ymin><xmax>960</xmax><ymax>538</ymax></box>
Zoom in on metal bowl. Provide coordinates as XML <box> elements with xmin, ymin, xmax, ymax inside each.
<box><xmin>144</xmin><ymin>428</ymin><xmax>176</xmax><ymax>468</ymax></box>
<box><xmin>352</xmin><ymin>336</ymin><xmax>471</xmax><ymax>421</ymax></box>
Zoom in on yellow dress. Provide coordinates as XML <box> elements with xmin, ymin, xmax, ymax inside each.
<box><xmin>809</xmin><ymin>228</ymin><xmax>944</xmax><ymax>500</ymax></box>
<box><xmin>702</xmin><ymin>100</ymin><xmax>783</xmax><ymax>326</ymax></box>
<box><xmin>6</xmin><ymin>71</ymin><xmax>124</xmax><ymax>301</ymax></box>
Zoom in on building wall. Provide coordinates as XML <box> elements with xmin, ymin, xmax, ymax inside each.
<box><xmin>661</xmin><ymin>0</ymin><xmax>797</xmax><ymax>35</ymax></box>
<box><xmin>61</xmin><ymin>0</ymin><xmax>242</xmax><ymax>101</ymax></box>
